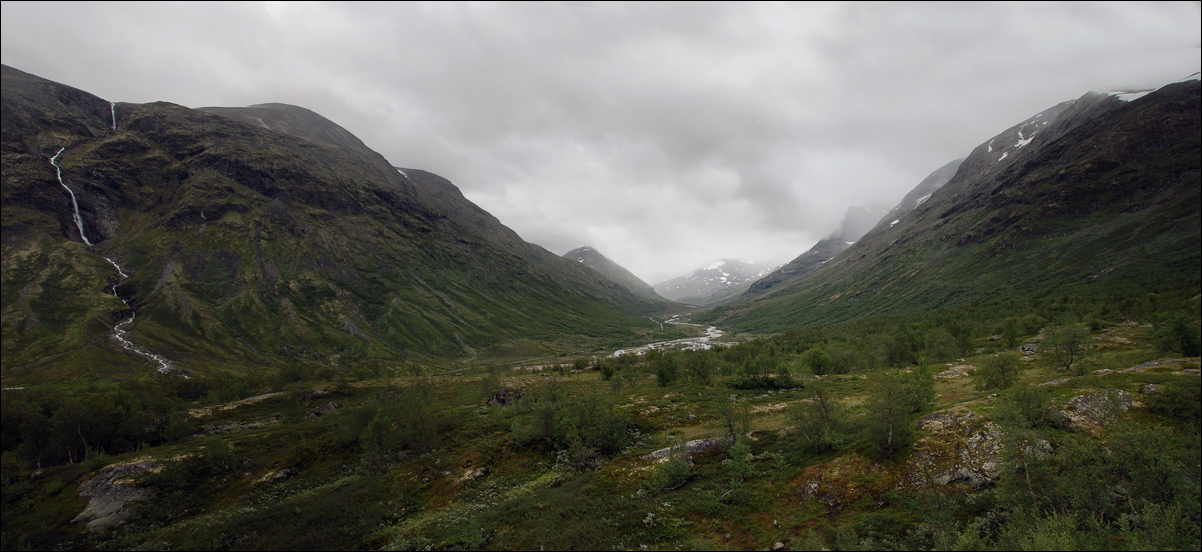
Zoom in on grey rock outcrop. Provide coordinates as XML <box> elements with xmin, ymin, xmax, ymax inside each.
<box><xmin>71</xmin><ymin>460</ymin><xmax>159</xmax><ymax>531</ymax></box>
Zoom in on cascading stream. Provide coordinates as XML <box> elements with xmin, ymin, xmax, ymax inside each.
<box><xmin>110</xmin><ymin>101</ymin><xmax>117</xmax><ymax>130</ymax></box>
<box><xmin>50</xmin><ymin>148</ymin><xmax>92</xmax><ymax>247</ymax></box>
<box><xmin>49</xmin><ymin>147</ymin><xmax>172</xmax><ymax>373</ymax></box>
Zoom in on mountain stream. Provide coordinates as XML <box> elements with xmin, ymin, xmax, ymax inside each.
<box><xmin>50</xmin><ymin>148</ymin><xmax>173</xmax><ymax>373</ymax></box>
<box><xmin>613</xmin><ymin>315</ymin><xmax>726</xmax><ymax>357</ymax></box>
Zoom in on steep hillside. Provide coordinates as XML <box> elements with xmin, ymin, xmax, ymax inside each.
<box><xmin>654</xmin><ymin>259</ymin><xmax>779</xmax><ymax>305</ymax></box>
<box><xmin>874</xmin><ymin>158</ymin><xmax>965</xmax><ymax>234</ymax></box>
<box><xmin>0</xmin><ymin>65</ymin><xmax>668</xmax><ymax>381</ymax></box>
<box><xmin>748</xmin><ymin>204</ymin><xmax>901</xmax><ymax>294</ymax></box>
<box><xmin>708</xmin><ymin>80</ymin><xmax>1201</xmax><ymax>332</ymax></box>
<box><xmin>563</xmin><ymin>246</ymin><xmax>664</xmax><ymax>302</ymax></box>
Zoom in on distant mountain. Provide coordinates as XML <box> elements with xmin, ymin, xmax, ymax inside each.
<box><xmin>563</xmin><ymin>246</ymin><xmax>663</xmax><ymax>301</ymax></box>
<box><xmin>747</xmin><ymin>204</ymin><xmax>897</xmax><ymax>294</ymax></box>
<box><xmin>707</xmin><ymin>78</ymin><xmax>1200</xmax><ymax>331</ymax></box>
<box><xmin>654</xmin><ymin>259</ymin><xmax>779</xmax><ymax>305</ymax></box>
<box><xmin>0</xmin><ymin>64</ymin><xmax>664</xmax><ymax>379</ymax></box>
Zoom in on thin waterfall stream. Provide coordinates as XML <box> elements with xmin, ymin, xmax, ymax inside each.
<box><xmin>50</xmin><ymin>147</ymin><xmax>172</xmax><ymax>373</ymax></box>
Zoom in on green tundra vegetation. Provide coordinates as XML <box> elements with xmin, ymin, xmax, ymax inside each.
<box><xmin>2</xmin><ymin>293</ymin><xmax>1198</xmax><ymax>550</ymax></box>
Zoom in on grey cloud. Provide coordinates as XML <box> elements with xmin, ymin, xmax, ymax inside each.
<box><xmin>3</xmin><ymin>2</ymin><xmax>1198</xmax><ymax>283</ymax></box>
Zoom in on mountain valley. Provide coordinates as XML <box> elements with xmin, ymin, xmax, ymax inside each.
<box><xmin>1</xmin><ymin>65</ymin><xmax>1198</xmax><ymax>552</ymax></box>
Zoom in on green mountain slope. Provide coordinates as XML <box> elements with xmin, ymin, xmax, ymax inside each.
<box><xmin>1</xmin><ymin>65</ymin><xmax>666</xmax><ymax>381</ymax></box>
<box><xmin>707</xmin><ymin>80</ymin><xmax>1201</xmax><ymax>332</ymax></box>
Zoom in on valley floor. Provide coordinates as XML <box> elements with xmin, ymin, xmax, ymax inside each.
<box><xmin>2</xmin><ymin>308</ymin><xmax>1199</xmax><ymax>551</ymax></box>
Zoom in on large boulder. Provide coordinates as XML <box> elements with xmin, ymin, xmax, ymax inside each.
<box><xmin>71</xmin><ymin>460</ymin><xmax>159</xmax><ymax>531</ymax></box>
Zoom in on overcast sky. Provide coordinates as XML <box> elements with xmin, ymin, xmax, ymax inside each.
<box><xmin>3</xmin><ymin>2</ymin><xmax>1199</xmax><ymax>284</ymax></box>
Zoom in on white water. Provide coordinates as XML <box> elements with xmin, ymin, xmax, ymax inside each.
<box><xmin>109</xmin><ymin>102</ymin><xmax>117</xmax><ymax>130</ymax></box>
<box><xmin>614</xmin><ymin>316</ymin><xmax>726</xmax><ymax>357</ymax></box>
<box><xmin>50</xmin><ymin>148</ymin><xmax>92</xmax><ymax>246</ymax></box>
<box><xmin>49</xmin><ymin>148</ymin><xmax>173</xmax><ymax>373</ymax></box>
<box><xmin>111</xmin><ymin>310</ymin><xmax>173</xmax><ymax>373</ymax></box>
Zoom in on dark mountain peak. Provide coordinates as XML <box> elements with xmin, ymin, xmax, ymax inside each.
<box><xmin>1</xmin><ymin>64</ymin><xmax>116</xmax><ymax>155</ymax></box>
<box><xmin>199</xmin><ymin>103</ymin><xmax>383</xmax><ymax>165</ymax></box>
<box><xmin>563</xmin><ymin>246</ymin><xmax>663</xmax><ymax>301</ymax></box>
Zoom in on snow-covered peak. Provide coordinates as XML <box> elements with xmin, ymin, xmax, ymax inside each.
<box><xmin>705</xmin><ymin>260</ymin><xmax>726</xmax><ymax>270</ymax></box>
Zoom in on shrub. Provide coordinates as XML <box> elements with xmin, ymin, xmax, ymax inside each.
<box><xmin>681</xmin><ymin>352</ymin><xmax>716</xmax><ymax>383</ymax></box>
<box><xmin>649</xmin><ymin>441</ymin><xmax>691</xmax><ymax>492</ymax></box>
<box><xmin>995</xmin><ymin>383</ymin><xmax>1054</xmax><ymax>429</ymax></box>
<box><xmin>975</xmin><ymin>353</ymin><xmax>1021</xmax><ymax>391</ymax></box>
<box><xmin>1002</xmin><ymin>317</ymin><xmax>1020</xmax><ymax>348</ymax></box>
<box><xmin>1156</xmin><ymin>313</ymin><xmax>1201</xmax><ymax>356</ymax></box>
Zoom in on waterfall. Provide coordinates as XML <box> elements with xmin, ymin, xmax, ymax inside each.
<box><xmin>110</xmin><ymin>101</ymin><xmax>117</xmax><ymax>130</ymax></box>
<box><xmin>49</xmin><ymin>148</ymin><xmax>92</xmax><ymax>246</ymax></box>
<box><xmin>48</xmin><ymin>147</ymin><xmax>174</xmax><ymax>373</ymax></box>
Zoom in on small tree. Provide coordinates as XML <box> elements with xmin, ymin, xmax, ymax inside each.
<box><xmin>924</xmin><ymin>328</ymin><xmax>960</xmax><ymax>363</ymax></box>
<box><xmin>286</xmin><ymin>382</ymin><xmax>314</xmax><ymax>407</ymax></box>
<box><xmin>901</xmin><ymin>357</ymin><xmax>937</xmax><ymax>413</ymax></box>
<box><xmin>800</xmin><ymin>346</ymin><xmax>832</xmax><ymax>376</ymax></box>
<box><xmin>654</xmin><ymin>353</ymin><xmax>679</xmax><ymax>386</ymax></box>
<box><xmin>726</xmin><ymin>437</ymin><xmax>754</xmax><ymax>483</ymax></box>
<box><xmin>1002</xmin><ymin>317</ymin><xmax>1020</xmax><ymax>348</ymax></box>
<box><xmin>598</xmin><ymin>358</ymin><xmax>617</xmax><ymax>381</ymax></box>
<box><xmin>717</xmin><ymin>394</ymin><xmax>751</xmax><ymax>439</ymax></box>
<box><xmin>720</xmin><ymin>437</ymin><xmax>754</xmax><ymax>502</ymax></box>
<box><xmin>863</xmin><ymin>372</ymin><xmax>917</xmax><ymax>460</ymax></box>
<box><xmin>1045</xmin><ymin>323</ymin><xmax>1092</xmax><ymax>376</ymax></box>
<box><xmin>975</xmin><ymin>352</ymin><xmax>1021</xmax><ymax>391</ymax></box>
<box><xmin>790</xmin><ymin>382</ymin><xmax>850</xmax><ymax>452</ymax></box>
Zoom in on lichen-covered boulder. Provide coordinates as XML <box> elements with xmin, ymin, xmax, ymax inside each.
<box><xmin>71</xmin><ymin>460</ymin><xmax>159</xmax><ymax>531</ymax></box>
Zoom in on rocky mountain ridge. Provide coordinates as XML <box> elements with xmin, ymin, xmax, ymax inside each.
<box><xmin>0</xmin><ymin>64</ymin><xmax>665</xmax><ymax>380</ymax></box>
<box><xmin>707</xmin><ymin>78</ymin><xmax>1201</xmax><ymax>331</ymax></box>
<box><xmin>562</xmin><ymin>246</ymin><xmax>664</xmax><ymax>302</ymax></box>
